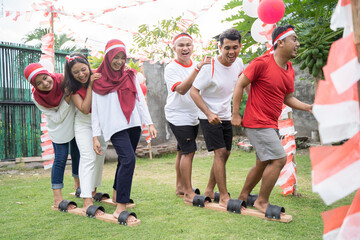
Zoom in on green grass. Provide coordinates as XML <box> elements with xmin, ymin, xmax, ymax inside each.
<box><xmin>0</xmin><ymin>149</ymin><xmax>355</xmax><ymax>240</ymax></box>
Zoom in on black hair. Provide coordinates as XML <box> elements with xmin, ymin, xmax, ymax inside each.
<box><xmin>219</xmin><ymin>28</ymin><xmax>242</xmax><ymax>46</ymax></box>
<box><xmin>272</xmin><ymin>25</ymin><xmax>295</xmax><ymax>50</ymax></box>
<box><xmin>63</xmin><ymin>53</ymin><xmax>93</xmax><ymax>96</ymax></box>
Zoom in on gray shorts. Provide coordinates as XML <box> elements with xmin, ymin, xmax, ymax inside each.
<box><xmin>245</xmin><ymin>128</ymin><xmax>286</xmax><ymax>161</ymax></box>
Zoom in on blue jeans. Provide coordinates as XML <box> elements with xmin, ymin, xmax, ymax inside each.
<box><xmin>51</xmin><ymin>138</ymin><xmax>80</xmax><ymax>189</ymax></box>
<box><xmin>111</xmin><ymin>127</ymin><xmax>141</xmax><ymax>203</ymax></box>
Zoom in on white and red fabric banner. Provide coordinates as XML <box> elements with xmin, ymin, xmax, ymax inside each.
<box><xmin>324</xmin><ymin>32</ymin><xmax>360</xmax><ymax>95</ymax></box>
<box><xmin>330</xmin><ymin>0</ymin><xmax>353</xmax><ymax>36</ymax></box>
<box><xmin>312</xmin><ymin>77</ymin><xmax>359</xmax><ymax>144</ymax></box>
<box><xmin>310</xmin><ymin>131</ymin><xmax>360</xmax><ymax>205</ymax></box>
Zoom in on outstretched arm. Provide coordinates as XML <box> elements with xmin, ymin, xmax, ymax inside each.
<box><xmin>231</xmin><ymin>73</ymin><xmax>251</xmax><ymax>127</ymax></box>
<box><xmin>284</xmin><ymin>93</ymin><xmax>313</xmax><ymax>113</ymax></box>
<box><xmin>173</xmin><ymin>57</ymin><xmax>211</xmax><ymax>95</ymax></box>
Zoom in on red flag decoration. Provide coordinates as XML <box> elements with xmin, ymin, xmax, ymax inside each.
<box><xmin>337</xmin><ymin>188</ymin><xmax>360</xmax><ymax>239</ymax></box>
<box><xmin>310</xmin><ymin>131</ymin><xmax>360</xmax><ymax>205</ymax></box>
<box><xmin>312</xmin><ymin>78</ymin><xmax>359</xmax><ymax>144</ymax></box>
<box><xmin>324</xmin><ymin>32</ymin><xmax>360</xmax><ymax>95</ymax></box>
<box><xmin>330</xmin><ymin>0</ymin><xmax>353</xmax><ymax>36</ymax></box>
<box><xmin>322</xmin><ymin>205</ymin><xmax>350</xmax><ymax>240</ymax></box>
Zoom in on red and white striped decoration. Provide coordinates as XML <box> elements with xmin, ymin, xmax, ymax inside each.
<box><xmin>275</xmin><ymin>104</ymin><xmax>297</xmax><ymax>195</ymax></box>
<box><xmin>40</xmin><ymin>114</ymin><xmax>54</xmax><ymax>170</ymax></box>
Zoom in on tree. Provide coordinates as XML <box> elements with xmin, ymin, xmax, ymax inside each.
<box><xmin>223</xmin><ymin>0</ymin><xmax>343</xmax><ymax>80</ymax></box>
<box><xmin>130</xmin><ymin>16</ymin><xmax>217</xmax><ymax>63</ymax></box>
<box><xmin>23</xmin><ymin>27</ymin><xmax>81</xmax><ymax>52</ymax></box>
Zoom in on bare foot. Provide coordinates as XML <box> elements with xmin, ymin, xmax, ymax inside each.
<box><xmin>254</xmin><ymin>200</ymin><xmax>285</xmax><ymax>216</ymax></box>
<box><xmin>84</xmin><ymin>206</ymin><xmax>105</xmax><ymax>216</ymax></box>
<box><xmin>112</xmin><ymin>189</ymin><xmax>116</xmax><ymax>203</ymax></box>
<box><xmin>183</xmin><ymin>191</ymin><xmax>197</xmax><ymax>203</ymax></box>
<box><xmin>176</xmin><ymin>186</ymin><xmax>184</xmax><ymax>196</ymax></box>
<box><xmin>113</xmin><ymin>212</ymin><xmax>137</xmax><ymax>223</ymax></box>
<box><xmin>218</xmin><ymin>195</ymin><xmax>231</xmax><ymax>208</ymax></box>
<box><xmin>204</xmin><ymin>190</ymin><xmax>215</xmax><ymax>199</ymax></box>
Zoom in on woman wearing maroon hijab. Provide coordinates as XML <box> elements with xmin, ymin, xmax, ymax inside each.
<box><xmin>24</xmin><ymin>63</ymin><xmax>80</xmax><ymax>210</ymax></box>
<box><xmin>92</xmin><ymin>39</ymin><xmax>157</xmax><ymax>226</ymax></box>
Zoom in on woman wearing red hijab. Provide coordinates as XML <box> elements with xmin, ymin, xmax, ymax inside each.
<box><xmin>92</xmin><ymin>39</ymin><xmax>157</xmax><ymax>226</ymax></box>
<box><xmin>24</xmin><ymin>63</ymin><xmax>80</xmax><ymax>209</ymax></box>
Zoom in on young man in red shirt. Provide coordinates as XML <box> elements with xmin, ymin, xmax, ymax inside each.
<box><xmin>231</xmin><ymin>25</ymin><xmax>312</xmax><ymax>219</ymax></box>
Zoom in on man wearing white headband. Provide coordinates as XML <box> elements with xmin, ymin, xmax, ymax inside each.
<box><xmin>231</xmin><ymin>25</ymin><xmax>313</xmax><ymax>219</ymax></box>
<box><xmin>164</xmin><ymin>32</ymin><xmax>210</xmax><ymax>203</ymax></box>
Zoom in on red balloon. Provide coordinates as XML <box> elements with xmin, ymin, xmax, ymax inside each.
<box><xmin>257</xmin><ymin>0</ymin><xmax>285</xmax><ymax>24</ymax></box>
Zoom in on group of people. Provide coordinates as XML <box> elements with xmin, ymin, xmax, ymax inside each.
<box><xmin>24</xmin><ymin>24</ymin><xmax>312</xmax><ymax>225</ymax></box>
<box><xmin>24</xmin><ymin>39</ymin><xmax>156</xmax><ymax>225</ymax></box>
<box><xmin>165</xmin><ymin>26</ymin><xmax>312</xmax><ymax>219</ymax></box>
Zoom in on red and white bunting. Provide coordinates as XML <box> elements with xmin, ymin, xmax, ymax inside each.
<box><xmin>310</xmin><ymin>131</ymin><xmax>360</xmax><ymax>205</ymax></box>
<box><xmin>276</xmin><ymin>154</ymin><xmax>297</xmax><ymax>195</ymax></box>
<box><xmin>312</xmin><ymin>78</ymin><xmax>359</xmax><ymax>144</ymax></box>
<box><xmin>324</xmin><ymin>32</ymin><xmax>360</xmax><ymax>95</ymax></box>
<box><xmin>322</xmin><ymin>205</ymin><xmax>350</xmax><ymax>240</ymax></box>
<box><xmin>279</xmin><ymin>105</ymin><xmax>292</xmax><ymax>120</ymax></box>
<box><xmin>141</xmin><ymin>124</ymin><xmax>151</xmax><ymax>143</ymax></box>
<box><xmin>337</xmin><ymin>188</ymin><xmax>360</xmax><ymax>239</ymax></box>
<box><xmin>330</xmin><ymin>0</ymin><xmax>353</xmax><ymax>36</ymax></box>
<box><xmin>40</xmin><ymin>114</ymin><xmax>54</xmax><ymax>169</ymax></box>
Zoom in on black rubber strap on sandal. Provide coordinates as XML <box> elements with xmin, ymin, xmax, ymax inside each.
<box><xmin>247</xmin><ymin>194</ymin><xmax>258</xmax><ymax>207</ymax></box>
<box><xmin>213</xmin><ymin>192</ymin><xmax>231</xmax><ymax>203</ymax></box>
<box><xmin>192</xmin><ymin>188</ymin><xmax>200</xmax><ymax>195</ymax></box>
<box><xmin>192</xmin><ymin>195</ymin><xmax>211</xmax><ymax>207</ymax></box>
<box><xmin>93</xmin><ymin>192</ymin><xmax>110</xmax><ymax>202</ymax></box>
<box><xmin>214</xmin><ymin>192</ymin><xmax>220</xmax><ymax>203</ymax></box>
<box><xmin>75</xmin><ymin>187</ymin><xmax>81</xmax><ymax>198</ymax></box>
<box><xmin>226</xmin><ymin>199</ymin><xmax>246</xmax><ymax>214</ymax></box>
<box><xmin>265</xmin><ymin>204</ymin><xmax>285</xmax><ymax>219</ymax></box>
<box><xmin>86</xmin><ymin>205</ymin><xmax>105</xmax><ymax>218</ymax></box>
<box><xmin>118</xmin><ymin>211</ymin><xmax>137</xmax><ymax>226</ymax></box>
<box><xmin>58</xmin><ymin>200</ymin><xmax>77</xmax><ymax>212</ymax></box>
<box><xmin>129</xmin><ymin>198</ymin><xmax>134</xmax><ymax>204</ymax></box>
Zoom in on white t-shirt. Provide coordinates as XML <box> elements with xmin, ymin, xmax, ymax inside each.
<box><xmin>92</xmin><ymin>77</ymin><xmax>153</xmax><ymax>142</ymax></box>
<box><xmin>193</xmin><ymin>56</ymin><xmax>244</xmax><ymax>121</ymax></box>
<box><xmin>32</xmin><ymin>96</ymin><xmax>75</xmax><ymax>144</ymax></box>
<box><xmin>164</xmin><ymin>59</ymin><xmax>200</xmax><ymax>126</ymax></box>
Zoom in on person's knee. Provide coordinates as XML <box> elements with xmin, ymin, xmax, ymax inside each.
<box><xmin>214</xmin><ymin>148</ymin><xmax>229</xmax><ymax>161</ymax></box>
<box><xmin>276</xmin><ymin>157</ymin><xmax>287</xmax><ymax>168</ymax></box>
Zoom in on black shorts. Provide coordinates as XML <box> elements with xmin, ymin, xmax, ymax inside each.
<box><xmin>199</xmin><ymin>119</ymin><xmax>233</xmax><ymax>152</ymax></box>
<box><xmin>169</xmin><ymin>122</ymin><xmax>199</xmax><ymax>154</ymax></box>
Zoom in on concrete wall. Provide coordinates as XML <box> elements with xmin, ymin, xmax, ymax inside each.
<box><xmin>142</xmin><ymin>61</ymin><xmax>318</xmax><ymax>145</ymax></box>
<box><xmin>292</xmin><ymin>65</ymin><xmax>318</xmax><ymax>137</ymax></box>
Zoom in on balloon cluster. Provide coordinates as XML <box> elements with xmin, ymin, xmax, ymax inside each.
<box><xmin>243</xmin><ymin>0</ymin><xmax>285</xmax><ymax>44</ymax></box>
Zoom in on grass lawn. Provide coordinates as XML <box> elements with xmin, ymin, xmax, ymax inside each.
<box><xmin>0</xmin><ymin>148</ymin><xmax>355</xmax><ymax>240</ymax></box>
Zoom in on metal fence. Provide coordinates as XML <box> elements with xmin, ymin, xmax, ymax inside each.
<box><xmin>0</xmin><ymin>42</ymin><xmax>70</xmax><ymax>161</ymax></box>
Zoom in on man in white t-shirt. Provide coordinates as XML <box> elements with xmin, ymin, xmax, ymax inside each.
<box><xmin>191</xmin><ymin>28</ymin><xmax>244</xmax><ymax>208</ymax></box>
<box><xmin>164</xmin><ymin>32</ymin><xmax>210</xmax><ymax>203</ymax></box>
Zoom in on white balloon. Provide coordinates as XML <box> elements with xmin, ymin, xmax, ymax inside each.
<box><xmin>251</xmin><ymin>18</ymin><xmax>275</xmax><ymax>43</ymax></box>
<box><xmin>243</xmin><ymin>0</ymin><xmax>259</xmax><ymax>18</ymax></box>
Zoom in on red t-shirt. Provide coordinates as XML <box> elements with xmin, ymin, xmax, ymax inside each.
<box><xmin>242</xmin><ymin>54</ymin><xmax>294</xmax><ymax>129</ymax></box>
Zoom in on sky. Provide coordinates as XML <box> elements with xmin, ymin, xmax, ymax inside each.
<box><xmin>0</xmin><ymin>0</ymin><xmax>240</xmax><ymax>53</ymax></box>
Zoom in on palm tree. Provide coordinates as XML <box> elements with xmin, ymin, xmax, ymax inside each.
<box><xmin>23</xmin><ymin>27</ymin><xmax>81</xmax><ymax>51</ymax></box>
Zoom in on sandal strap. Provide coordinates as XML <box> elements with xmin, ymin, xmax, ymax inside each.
<box><xmin>86</xmin><ymin>205</ymin><xmax>105</xmax><ymax>218</ymax></box>
<box><xmin>75</xmin><ymin>187</ymin><xmax>81</xmax><ymax>198</ymax></box>
<box><xmin>118</xmin><ymin>211</ymin><xmax>137</xmax><ymax>226</ymax></box>
<box><xmin>93</xmin><ymin>192</ymin><xmax>110</xmax><ymax>202</ymax></box>
<box><xmin>227</xmin><ymin>199</ymin><xmax>246</xmax><ymax>214</ymax></box>
<box><xmin>58</xmin><ymin>200</ymin><xmax>77</xmax><ymax>212</ymax></box>
<box><xmin>193</xmin><ymin>195</ymin><xmax>211</xmax><ymax>207</ymax></box>
<box><xmin>265</xmin><ymin>204</ymin><xmax>285</xmax><ymax>219</ymax></box>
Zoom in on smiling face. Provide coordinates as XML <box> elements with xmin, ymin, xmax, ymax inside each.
<box><xmin>34</xmin><ymin>74</ymin><xmax>54</xmax><ymax>91</ymax></box>
<box><xmin>111</xmin><ymin>51</ymin><xmax>126</xmax><ymax>71</ymax></box>
<box><xmin>283</xmin><ymin>33</ymin><xmax>300</xmax><ymax>59</ymax></box>
<box><xmin>219</xmin><ymin>38</ymin><xmax>241</xmax><ymax>66</ymax></box>
<box><xmin>71</xmin><ymin>62</ymin><xmax>90</xmax><ymax>84</ymax></box>
<box><xmin>174</xmin><ymin>38</ymin><xmax>193</xmax><ymax>65</ymax></box>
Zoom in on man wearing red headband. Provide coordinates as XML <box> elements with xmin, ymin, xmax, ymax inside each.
<box><xmin>232</xmin><ymin>25</ymin><xmax>313</xmax><ymax>219</ymax></box>
<box><xmin>164</xmin><ymin>32</ymin><xmax>210</xmax><ymax>202</ymax></box>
